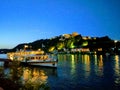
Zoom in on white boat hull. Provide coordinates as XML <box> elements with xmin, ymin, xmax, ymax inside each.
<box><xmin>21</xmin><ymin>60</ymin><xmax>57</xmax><ymax>68</ymax></box>
<box><xmin>28</xmin><ymin>62</ymin><xmax>57</xmax><ymax>68</ymax></box>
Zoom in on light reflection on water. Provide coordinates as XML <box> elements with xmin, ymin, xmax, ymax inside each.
<box><xmin>114</xmin><ymin>55</ymin><xmax>120</xmax><ymax>85</ymax></box>
<box><xmin>56</xmin><ymin>54</ymin><xmax>120</xmax><ymax>90</ymax></box>
<box><xmin>21</xmin><ymin>67</ymin><xmax>49</xmax><ymax>89</ymax></box>
<box><xmin>0</xmin><ymin>54</ymin><xmax>120</xmax><ymax>90</ymax></box>
<box><xmin>22</xmin><ymin>67</ymin><xmax>57</xmax><ymax>89</ymax></box>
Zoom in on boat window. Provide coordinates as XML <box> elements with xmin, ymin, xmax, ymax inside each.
<box><xmin>46</xmin><ymin>55</ymin><xmax>48</xmax><ymax>59</ymax></box>
<box><xmin>38</xmin><ymin>56</ymin><xmax>43</xmax><ymax>60</ymax></box>
<box><xmin>44</xmin><ymin>55</ymin><xmax>48</xmax><ymax>60</ymax></box>
<box><xmin>36</xmin><ymin>57</ymin><xmax>38</xmax><ymax>59</ymax></box>
<box><xmin>39</xmin><ymin>57</ymin><xmax>41</xmax><ymax>59</ymax></box>
<box><xmin>31</xmin><ymin>57</ymin><xmax>34</xmax><ymax>59</ymax></box>
<box><xmin>41</xmin><ymin>56</ymin><xmax>43</xmax><ymax>60</ymax></box>
<box><xmin>26</xmin><ymin>57</ymin><xmax>29</xmax><ymax>60</ymax></box>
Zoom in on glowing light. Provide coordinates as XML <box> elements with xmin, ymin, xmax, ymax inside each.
<box><xmin>114</xmin><ymin>55</ymin><xmax>120</xmax><ymax>84</ymax></box>
<box><xmin>22</xmin><ymin>68</ymin><xmax>48</xmax><ymax>89</ymax></box>
<box><xmin>57</xmin><ymin>42</ymin><xmax>64</xmax><ymax>50</ymax></box>
<box><xmin>94</xmin><ymin>55</ymin><xmax>98</xmax><ymax>65</ymax></box>
<box><xmin>98</xmin><ymin>48</ymin><xmax>102</xmax><ymax>51</ymax></box>
<box><xmin>114</xmin><ymin>40</ymin><xmax>118</xmax><ymax>43</ymax></box>
<box><xmin>114</xmin><ymin>55</ymin><xmax>119</xmax><ymax>74</ymax></box>
<box><xmin>82</xmin><ymin>41</ymin><xmax>88</xmax><ymax>46</ymax></box>
<box><xmin>70</xmin><ymin>42</ymin><xmax>75</xmax><ymax>48</ymax></box>
<box><xmin>83</xmin><ymin>55</ymin><xmax>90</xmax><ymax>78</ymax></box>
<box><xmin>71</xmin><ymin>55</ymin><xmax>75</xmax><ymax>74</ymax></box>
<box><xmin>49</xmin><ymin>46</ymin><xmax>55</xmax><ymax>52</ymax></box>
<box><xmin>98</xmin><ymin>55</ymin><xmax>103</xmax><ymax>67</ymax></box>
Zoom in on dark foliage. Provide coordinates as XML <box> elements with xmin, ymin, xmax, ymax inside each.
<box><xmin>0</xmin><ymin>33</ymin><xmax>118</xmax><ymax>53</ymax></box>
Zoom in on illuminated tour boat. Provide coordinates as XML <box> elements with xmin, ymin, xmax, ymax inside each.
<box><xmin>7</xmin><ymin>46</ymin><xmax>58</xmax><ymax>68</ymax></box>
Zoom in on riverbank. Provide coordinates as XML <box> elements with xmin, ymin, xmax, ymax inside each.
<box><xmin>0</xmin><ymin>58</ymin><xmax>50</xmax><ymax>90</ymax></box>
<box><xmin>0</xmin><ymin>58</ymin><xmax>12</xmax><ymax>67</ymax></box>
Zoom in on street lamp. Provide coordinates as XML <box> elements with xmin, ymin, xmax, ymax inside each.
<box><xmin>24</xmin><ymin>45</ymin><xmax>28</xmax><ymax>51</ymax></box>
<box><xmin>114</xmin><ymin>40</ymin><xmax>117</xmax><ymax>48</ymax></box>
<box><xmin>114</xmin><ymin>40</ymin><xmax>118</xmax><ymax>54</ymax></box>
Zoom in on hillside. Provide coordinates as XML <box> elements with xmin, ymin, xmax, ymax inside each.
<box><xmin>0</xmin><ymin>32</ymin><xmax>120</xmax><ymax>54</ymax></box>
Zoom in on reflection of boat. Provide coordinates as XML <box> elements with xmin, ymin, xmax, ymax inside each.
<box><xmin>22</xmin><ymin>66</ymin><xmax>57</xmax><ymax>89</ymax></box>
<box><xmin>7</xmin><ymin>49</ymin><xmax>58</xmax><ymax>68</ymax></box>
<box><xmin>22</xmin><ymin>67</ymin><xmax>48</xmax><ymax>89</ymax></box>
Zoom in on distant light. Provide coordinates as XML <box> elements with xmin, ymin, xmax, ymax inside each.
<box><xmin>24</xmin><ymin>45</ymin><xmax>28</xmax><ymax>48</ymax></box>
<box><xmin>114</xmin><ymin>40</ymin><xmax>118</xmax><ymax>43</ymax></box>
<box><xmin>38</xmin><ymin>49</ymin><xmax>41</xmax><ymax>51</ymax></box>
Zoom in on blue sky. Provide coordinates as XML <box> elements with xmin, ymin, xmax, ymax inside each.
<box><xmin>0</xmin><ymin>0</ymin><xmax>120</xmax><ymax>49</ymax></box>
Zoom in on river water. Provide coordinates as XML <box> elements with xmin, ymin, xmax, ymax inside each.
<box><xmin>0</xmin><ymin>54</ymin><xmax>120</xmax><ymax>90</ymax></box>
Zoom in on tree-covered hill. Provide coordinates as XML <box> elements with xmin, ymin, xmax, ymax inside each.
<box><xmin>0</xmin><ymin>32</ymin><xmax>120</xmax><ymax>54</ymax></box>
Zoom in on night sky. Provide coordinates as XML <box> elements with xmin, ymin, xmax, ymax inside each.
<box><xmin>0</xmin><ymin>0</ymin><xmax>120</xmax><ymax>48</ymax></box>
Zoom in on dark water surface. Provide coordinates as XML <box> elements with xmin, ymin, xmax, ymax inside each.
<box><xmin>0</xmin><ymin>54</ymin><xmax>120</xmax><ymax>90</ymax></box>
